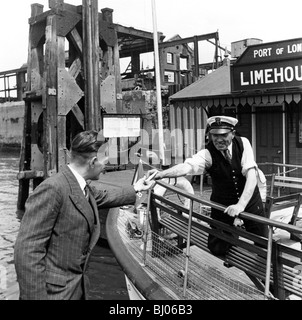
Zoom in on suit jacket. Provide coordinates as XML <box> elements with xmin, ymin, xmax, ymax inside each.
<box><xmin>14</xmin><ymin>165</ymin><xmax>136</xmax><ymax>300</ymax></box>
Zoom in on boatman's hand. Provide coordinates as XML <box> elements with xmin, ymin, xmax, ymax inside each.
<box><xmin>224</xmin><ymin>203</ymin><xmax>245</xmax><ymax>217</ymax></box>
<box><xmin>146</xmin><ymin>169</ymin><xmax>162</xmax><ymax>180</ymax></box>
<box><xmin>133</xmin><ymin>176</ymin><xmax>155</xmax><ymax>193</ymax></box>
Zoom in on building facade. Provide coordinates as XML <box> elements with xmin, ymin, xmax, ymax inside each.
<box><xmin>169</xmin><ymin>37</ymin><xmax>302</xmax><ymax>174</ymax></box>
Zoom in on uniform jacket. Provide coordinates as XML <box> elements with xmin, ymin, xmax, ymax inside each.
<box><xmin>206</xmin><ymin>136</ymin><xmax>264</xmax><ymax>228</ymax></box>
<box><xmin>14</xmin><ymin>165</ymin><xmax>136</xmax><ymax>300</ymax></box>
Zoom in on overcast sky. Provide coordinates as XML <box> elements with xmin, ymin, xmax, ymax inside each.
<box><xmin>0</xmin><ymin>0</ymin><xmax>301</xmax><ymax>71</ymax></box>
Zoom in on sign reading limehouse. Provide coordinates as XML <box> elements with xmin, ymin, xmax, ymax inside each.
<box><xmin>231</xmin><ymin>38</ymin><xmax>302</xmax><ymax>92</ymax></box>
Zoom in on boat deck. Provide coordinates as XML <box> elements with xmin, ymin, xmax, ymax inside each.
<box><xmin>118</xmin><ymin>207</ymin><xmax>265</xmax><ymax>300</ymax></box>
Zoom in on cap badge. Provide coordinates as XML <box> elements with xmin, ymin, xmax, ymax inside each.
<box><xmin>215</xmin><ymin>117</ymin><xmax>222</xmax><ymax>125</ymax></box>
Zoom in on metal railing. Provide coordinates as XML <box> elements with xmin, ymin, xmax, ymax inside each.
<box><xmin>0</xmin><ymin>67</ymin><xmax>27</xmax><ymax>102</ymax></box>
<box><xmin>259</xmin><ymin>162</ymin><xmax>302</xmax><ymax>197</ymax></box>
<box><xmin>143</xmin><ymin>180</ymin><xmax>302</xmax><ymax>299</ymax></box>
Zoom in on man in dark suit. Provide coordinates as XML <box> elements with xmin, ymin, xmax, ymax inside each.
<box><xmin>14</xmin><ymin>130</ymin><xmax>153</xmax><ymax>300</ymax></box>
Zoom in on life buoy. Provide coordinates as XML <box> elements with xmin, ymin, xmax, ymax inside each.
<box><xmin>153</xmin><ymin>177</ymin><xmax>195</xmax><ymax>220</ymax></box>
<box><xmin>140</xmin><ymin>177</ymin><xmax>195</xmax><ymax>249</ymax></box>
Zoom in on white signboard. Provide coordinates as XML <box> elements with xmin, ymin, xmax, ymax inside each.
<box><xmin>103</xmin><ymin>116</ymin><xmax>141</xmax><ymax>138</ymax></box>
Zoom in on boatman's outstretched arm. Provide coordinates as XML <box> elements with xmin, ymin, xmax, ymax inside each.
<box><xmin>147</xmin><ymin>163</ymin><xmax>193</xmax><ymax>180</ymax></box>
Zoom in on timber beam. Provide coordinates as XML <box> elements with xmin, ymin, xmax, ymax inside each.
<box><xmin>17</xmin><ymin>171</ymin><xmax>45</xmax><ymax>180</ymax></box>
<box><xmin>158</xmin><ymin>32</ymin><xmax>219</xmax><ymax>49</ymax></box>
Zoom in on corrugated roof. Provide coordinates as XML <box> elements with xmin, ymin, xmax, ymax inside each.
<box><xmin>170</xmin><ymin>64</ymin><xmax>231</xmax><ymax>100</ymax></box>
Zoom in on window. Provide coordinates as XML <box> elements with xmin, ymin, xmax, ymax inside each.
<box><xmin>180</xmin><ymin>57</ymin><xmax>188</xmax><ymax>70</ymax></box>
<box><xmin>167</xmin><ymin>52</ymin><xmax>174</xmax><ymax>64</ymax></box>
<box><xmin>164</xmin><ymin>71</ymin><xmax>175</xmax><ymax>83</ymax></box>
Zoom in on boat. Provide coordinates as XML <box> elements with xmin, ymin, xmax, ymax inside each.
<box><xmin>106</xmin><ymin>175</ymin><xmax>302</xmax><ymax>300</ymax></box>
<box><xmin>105</xmin><ymin>0</ymin><xmax>302</xmax><ymax>301</ymax></box>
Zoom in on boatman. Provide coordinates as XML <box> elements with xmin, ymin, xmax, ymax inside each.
<box><xmin>14</xmin><ymin>130</ymin><xmax>154</xmax><ymax>300</ymax></box>
<box><xmin>147</xmin><ymin>115</ymin><xmax>268</xmax><ymax>256</ymax></box>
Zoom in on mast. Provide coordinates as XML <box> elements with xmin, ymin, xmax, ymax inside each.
<box><xmin>151</xmin><ymin>0</ymin><xmax>165</xmax><ymax>166</ymax></box>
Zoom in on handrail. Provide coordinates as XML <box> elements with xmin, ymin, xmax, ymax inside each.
<box><xmin>0</xmin><ymin>67</ymin><xmax>27</xmax><ymax>76</ymax></box>
<box><xmin>154</xmin><ymin>180</ymin><xmax>302</xmax><ymax>235</ymax></box>
<box><xmin>258</xmin><ymin>162</ymin><xmax>302</xmax><ymax>169</ymax></box>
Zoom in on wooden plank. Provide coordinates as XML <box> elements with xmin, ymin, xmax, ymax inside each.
<box><xmin>189</xmin><ymin>106</ymin><xmax>195</xmax><ymax>156</ymax></box>
<box><xmin>69</xmin><ymin>28</ymin><xmax>83</xmax><ymax>54</ymax></box>
<box><xmin>57</xmin><ymin>36</ymin><xmax>68</xmax><ymax>170</ymax></box>
<box><xmin>57</xmin><ymin>36</ymin><xmax>66</xmax><ymax>69</ymax></box>
<box><xmin>176</xmin><ymin>105</ymin><xmax>183</xmax><ymax>162</ymax></box>
<box><xmin>69</xmin><ymin>57</ymin><xmax>82</xmax><ymax>78</ymax></box>
<box><xmin>17</xmin><ymin>170</ymin><xmax>44</xmax><ymax>180</ymax></box>
<box><xmin>274</xmin><ymin>176</ymin><xmax>302</xmax><ymax>183</ymax></box>
<box><xmin>158</xmin><ymin>32</ymin><xmax>218</xmax><ymax>49</ymax></box>
<box><xmin>44</xmin><ymin>14</ymin><xmax>58</xmax><ymax>175</ymax></box>
<box><xmin>57</xmin><ymin>116</ymin><xmax>68</xmax><ymax>169</ymax></box>
<box><xmin>17</xmin><ymin>101</ymin><xmax>31</xmax><ymax>210</ymax></box>
<box><xmin>71</xmin><ymin>104</ymin><xmax>85</xmax><ymax>129</ymax></box>
<box><xmin>195</xmin><ymin>106</ymin><xmax>203</xmax><ymax>152</ymax></box>
<box><xmin>183</xmin><ymin>106</ymin><xmax>189</xmax><ymax>159</ymax></box>
<box><xmin>56</xmin><ymin>11</ymin><xmax>81</xmax><ymax>38</ymax></box>
<box><xmin>275</xmin><ymin>182</ymin><xmax>302</xmax><ymax>189</ymax></box>
<box><xmin>31</xmin><ymin>3</ymin><xmax>44</xmax><ymax>16</ymax></box>
<box><xmin>49</xmin><ymin>0</ymin><xmax>64</xmax><ymax>10</ymax></box>
<box><xmin>83</xmin><ymin>0</ymin><xmax>100</xmax><ymax>130</ymax></box>
<box><xmin>17</xmin><ymin>4</ymin><xmax>43</xmax><ymax>210</ymax></box>
<box><xmin>92</xmin><ymin>0</ymin><xmax>101</xmax><ymax>131</ymax></box>
<box><xmin>29</xmin><ymin>48</ymin><xmax>43</xmax><ymax>91</ymax></box>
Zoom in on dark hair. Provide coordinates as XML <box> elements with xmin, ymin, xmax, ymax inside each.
<box><xmin>71</xmin><ymin>130</ymin><xmax>103</xmax><ymax>157</ymax></box>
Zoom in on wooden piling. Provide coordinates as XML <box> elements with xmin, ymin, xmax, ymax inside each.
<box><xmin>82</xmin><ymin>0</ymin><xmax>101</xmax><ymax>131</ymax></box>
<box><xmin>17</xmin><ymin>0</ymin><xmax>117</xmax><ymax>208</ymax></box>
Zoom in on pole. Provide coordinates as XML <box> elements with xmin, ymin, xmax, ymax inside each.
<box><xmin>193</xmin><ymin>36</ymin><xmax>199</xmax><ymax>81</ymax></box>
<box><xmin>183</xmin><ymin>199</ymin><xmax>193</xmax><ymax>298</ymax></box>
<box><xmin>264</xmin><ymin>226</ymin><xmax>274</xmax><ymax>300</ymax></box>
<box><xmin>82</xmin><ymin>0</ymin><xmax>100</xmax><ymax>131</ymax></box>
<box><xmin>151</xmin><ymin>0</ymin><xmax>165</xmax><ymax>166</ymax></box>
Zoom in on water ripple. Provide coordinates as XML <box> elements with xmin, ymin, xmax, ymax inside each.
<box><xmin>0</xmin><ymin>151</ymin><xmax>20</xmax><ymax>298</ymax></box>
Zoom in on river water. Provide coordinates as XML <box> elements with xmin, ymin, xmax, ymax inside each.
<box><xmin>0</xmin><ymin>148</ymin><xmax>129</xmax><ymax>300</ymax></box>
<box><xmin>0</xmin><ymin>148</ymin><xmax>21</xmax><ymax>299</ymax></box>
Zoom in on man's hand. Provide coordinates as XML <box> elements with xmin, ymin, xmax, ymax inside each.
<box><xmin>224</xmin><ymin>203</ymin><xmax>245</xmax><ymax>217</ymax></box>
<box><xmin>134</xmin><ymin>176</ymin><xmax>155</xmax><ymax>192</ymax></box>
<box><xmin>146</xmin><ymin>169</ymin><xmax>161</xmax><ymax>180</ymax></box>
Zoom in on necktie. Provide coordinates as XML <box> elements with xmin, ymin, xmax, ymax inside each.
<box><xmin>224</xmin><ymin>149</ymin><xmax>232</xmax><ymax>165</ymax></box>
<box><xmin>84</xmin><ymin>184</ymin><xmax>96</xmax><ymax>223</ymax></box>
<box><xmin>84</xmin><ymin>185</ymin><xmax>90</xmax><ymax>201</ymax></box>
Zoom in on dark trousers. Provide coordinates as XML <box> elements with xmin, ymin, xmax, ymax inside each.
<box><xmin>208</xmin><ymin>205</ymin><xmax>268</xmax><ymax>256</ymax></box>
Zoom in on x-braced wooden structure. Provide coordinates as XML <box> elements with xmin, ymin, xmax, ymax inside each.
<box><xmin>17</xmin><ymin>0</ymin><xmax>122</xmax><ymax>210</ymax></box>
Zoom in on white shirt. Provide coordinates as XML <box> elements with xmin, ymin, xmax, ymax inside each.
<box><xmin>184</xmin><ymin>137</ymin><xmax>257</xmax><ymax>177</ymax></box>
<box><xmin>68</xmin><ymin>165</ymin><xmax>86</xmax><ymax>195</ymax></box>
